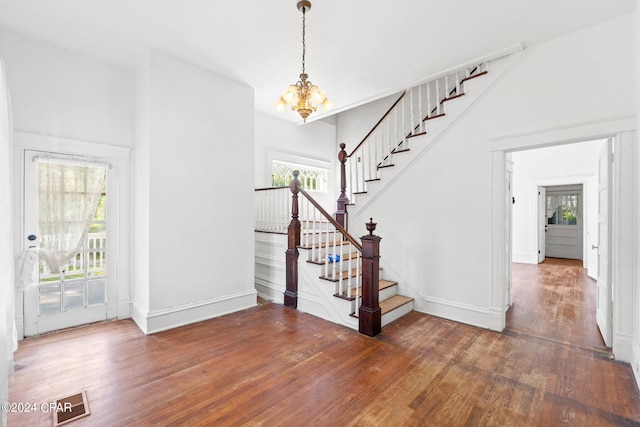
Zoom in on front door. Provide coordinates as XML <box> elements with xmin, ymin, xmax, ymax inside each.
<box><xmin>23</xmin><ymin>151</ymin><xmax>113</xmax><ymax>336</ymax></box>
<box><xmin>544</xmin><ymin>186</ymin><xmax>583</xmax><ymax>260</ymax></box>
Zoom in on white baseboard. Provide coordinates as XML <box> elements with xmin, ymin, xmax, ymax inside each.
<box><xmin>15</xmin><ymin>315</ymin><xmax>24</xmax><ymax>341</ymax></box>
<box><xmin>132</xmin><ymin>290</ymin><xmax>257</xmax><ymax>335</ymax></box>
<box><xmin>614</xmin><ymin>332</ymin><xmax>634</xmax><ymax>364</ymax></box>
<box><xmin>117</xmin><ymin>300</ymin><xmax>131</xmax><ymax>319</ymax></box>
<box><xmin>255</xmin><ymin>274</ymin><xmax>285</xmax><ymax>304</ymax></box>
<box><xmin>130</xmin><ymin>302</ymin><xmax>149</xmax><ymax>333</ymax></box>
<box><xmin>633</xmin><ymin>343</ymin><xmax>640</xmax><ymax>392</ymax></box>
<box><xmin>414</xmin><ymin>296</ymin><xmax>502</xmax><ymax>331</ymax></box>
<box><xmin>512</xmin><ymin>253</ymin><xmax>538</xmax><ymax>264</ymax></box>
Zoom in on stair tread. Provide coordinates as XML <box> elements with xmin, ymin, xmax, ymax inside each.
<box><xmin>379</xmin><ymin>279</ymin><xmax>397</xmax><ymax>290</ymax></box>
<box><xmin>440</xmin><ymin>93</ymin><xmax>465</xmax><ymax>104</ymax></box>
<box><xmin>308</xmin><ymin>251</ymin><xmax>360</xmax><ymax>265</ymax></box>
<box><xmin>423</xmin><ymin>112</ymin><xmax>446</xmax><ymax>121</ymax></box>
<box><xmin>299</xmin><ymin>240</ymin><xmax>352</xmax><ymax>250</ymax></box>
<box><xmin>380</xmin><ymin>295</ymin><xmax>413</xmax><ymax>315</ymax></box>
<box><xmin>334</xmin><ymin>278</ymin><xmax>397</xmax><ymax>301</ymax></box>
<box><xmin>406</xmin><ymin>132</ymin><xmax>426</xmax><ymax>139</ymax></box>
<box><xmin>460</xmin><ymin>70</ymin><xmax>488</xmax><ymax>83</ymax></box>
<box><xmin>320</xmin><ymin>266</ymin><xmax>382</xmax><ymax>282</ymax></box>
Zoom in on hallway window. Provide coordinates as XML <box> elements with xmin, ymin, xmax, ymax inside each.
<box><xmin>271</xmin><ymin>160</ymin><xmax>327</xmax><ymax>192</ymax></box>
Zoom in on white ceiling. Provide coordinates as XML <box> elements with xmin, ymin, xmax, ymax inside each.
<box><xmin>0</xmin><ymin>0</ymin><xmax>635</xmax><ymax>123</ymax></box>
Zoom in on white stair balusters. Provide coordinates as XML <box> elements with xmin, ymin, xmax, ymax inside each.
<box><xmin>342</xmin><ymin>63</ymin><xmax>487</xmax><ymax>202</ymax></box>
<box><xmin>254</xmin><ymin>187</ymin><xmax>291</xmax><ymax>233</ymax></box>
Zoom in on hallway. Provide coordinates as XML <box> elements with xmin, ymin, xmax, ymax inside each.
<box><xmin>507</xmin><ymin>258</ymin><xmax>609</xmax><ymax>356</ymax></box>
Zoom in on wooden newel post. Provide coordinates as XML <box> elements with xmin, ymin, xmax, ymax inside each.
<box><xmin>335</xmin><ymin>143</ymin><xmax>350</xmax><ymax>229</ymax></box>
<box><xmin>285</xmin><ymin>171</ymin><xmax>302</xmax><ymax>308</ymax></box>
<box><xmin>359</xmin><ymin>218</ymin><xmax>381</xmax><ymax>337</ymax></box>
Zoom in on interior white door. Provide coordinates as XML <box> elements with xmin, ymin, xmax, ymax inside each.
<box><xmin>23</xmin><ymin>151</ymin><xmax>112</xmax><ymax>336</ymax></box>
<box><xmin>538</xmin><ymin>186</ymin><xmax>546</xmax><ymax>263</ymax></box>
<box><xmin>506</xmin><ymin>161</ymin><xmax>513</xmax><ymax>307</ymax></box>
<box><xmin>596</xmin><ymin>141</ymin><xmax>612</xmax><ymax>347</ymax></box>
<box><xmin>587</xmin><ymin>175</ymin><xmax>599</xmax><ymax>280</ymax></box>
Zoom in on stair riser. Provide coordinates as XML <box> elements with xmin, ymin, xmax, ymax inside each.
<box><xmin>379</xmin><ymin>284</ymin><xmax>398</xmax><ymax>301</ymax></box>
<box><xmin>381</xmin><ymin>301</ymin><xmax>414</xmax><ymax>327</ymax></box>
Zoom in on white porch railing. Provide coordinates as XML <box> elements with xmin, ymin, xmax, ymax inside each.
<box><xmin>346</xmin><ymin>62</ymin><xmax>488</xmax><ymax>198</ymax></box>
<box><xmin>39</xmin><ymin>232</ymin><xmax>107</xmax><ymax>281</ymax></box>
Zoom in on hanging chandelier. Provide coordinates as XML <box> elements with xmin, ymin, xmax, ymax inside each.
<box><xmin>275</xmin><ymin>1</ymin><xmax>332</xmax><ymax>122</ymax></box>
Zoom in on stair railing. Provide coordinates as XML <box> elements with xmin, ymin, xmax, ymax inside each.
<box><xmin>286</xmin><ymin>171</ymin><xmax>382</xmax><ymax>336</ymax></box>
<box><xmin>255</xmin><ymin>187</ymin><xmax>291</xmax><ymax>233</ymax></box>
<box><xmin>342</xmin><ymin>62</ymin><xmax>488</xmax><ymax>200</ymax></box>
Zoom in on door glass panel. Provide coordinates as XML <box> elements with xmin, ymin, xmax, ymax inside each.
<box><xmin>88</xmin><ymin>279</ymin><xmax>106</xmax><ymax>305</ymax></box>
<box><xmin>39</xmin><ymin>284</ymin><xmax>61</xmax><ymax>315</ymax></box>
<box><xmin>37</xmin><ymin>178</ymin><xmax>107</xmax><ymax>315</ymax></box>
<box><xmin>547</xmin><ymin>193</ymin><xmax>578</xmax><ymax>225</ymax></box>
<box><xmin>63</xmin><ymin>282</ymin><xmax>84</xmax><ymax>310</ymax></box>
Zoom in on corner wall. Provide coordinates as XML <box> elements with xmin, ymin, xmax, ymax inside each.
<box><xmin>132</xmin><ymin>51</ymin><xmax>257</xmax><ymax>333</ymax></box>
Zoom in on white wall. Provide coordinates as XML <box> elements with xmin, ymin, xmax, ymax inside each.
<box><xmin>132</xmin><ymin>51</ymin><xmax>256</xmax><ymax>333</ymax></box>
<box><xmin>632</xmin><ymin>2</ymin><xmax>640</xmax><ymax>390</ymax></box>
<box><xmin>0</xmin><ymin>29</ymin><xmax>134</xmax><ymax>147</ymax></box>
<box><xmin>336</xmin><ymin>92</ymin><xmax>400</xmax><ymax>151</ymax></box>
<box><xmin>341</xmin><ymin>14</ymin><xmax>635</xmax><ymax>333</ymax></box>
<box><xmin>512</xmin><ymin>140</ymin><xmax>604</xmax><ymax>264</ymax></box>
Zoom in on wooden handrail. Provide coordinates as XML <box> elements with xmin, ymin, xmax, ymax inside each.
<box><xmin>255</xmin><ymin>186</ymin><xmax>286</xmax><ymax>192</ymax></box>
<box><xmin>296</xmin><ymin>185</ymin><xmax>363</xmax><ymax>252</ymax></box>
<box><xmin>346</xmin><ymin>90</ymin><xmax>408</xmax><ymax>158</ymax></box>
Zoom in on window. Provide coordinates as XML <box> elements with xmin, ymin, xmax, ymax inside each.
<box><xmin>271</xmin><ymin>160</ymin><xmax>328</xmax><ymax>192</ymax></box>
<box><xmin>546</xmin><ymin>192</ymin><xmax>578</xmax><ymax>225</ymax></box>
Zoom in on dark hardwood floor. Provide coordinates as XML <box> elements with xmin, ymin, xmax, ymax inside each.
<box><xmin>8</xmin><ymin>262</ymin><xmax>640</xmax><ymax>426</ymax></box>
<box><xmin>508</xmin><ymin>258</ymin><xmax>610</xmax><ymax>355</ymax></box>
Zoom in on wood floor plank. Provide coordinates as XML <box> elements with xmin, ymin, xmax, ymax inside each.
<box><xmin>7</xmin><ymin>261</ymin><xmax>640</xmax><ymax>426</ymax></box>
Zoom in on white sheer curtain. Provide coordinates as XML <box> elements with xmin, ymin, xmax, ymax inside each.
<box><xmin>0</xmin><ymin>57</ymin><xmax>15</xmax><ymax>427</ymax></box>
<box><xmin>38</xmin><ymin>162</ymin><xmax>105</xmax><ymax>275</ymax></box>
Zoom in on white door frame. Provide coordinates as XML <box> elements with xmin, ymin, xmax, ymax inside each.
<box><xmin>538</xmin><ymin>186</ymin><xmax>546</xmax><ymax>263</ymax></box>
<box><xmin>12</xmin><ymin>132</ymin><xmax>131</xmax><ymax>340</ymax></box>
<box><xmin>489</xmin><ymin>115</ymin><xmax>636</xmax><ymax>362</ymax></box>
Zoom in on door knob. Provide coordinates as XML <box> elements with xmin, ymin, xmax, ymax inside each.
<box><xmin>592</xmin><ymin>245</ymin><xmax>599</xmax><ymax>250</ymax></box>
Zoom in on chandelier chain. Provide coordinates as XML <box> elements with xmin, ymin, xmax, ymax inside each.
<box><xmin>301</xmin><ymin>7</ymin><xmax>306</xmax><ymax>75</ymax></box>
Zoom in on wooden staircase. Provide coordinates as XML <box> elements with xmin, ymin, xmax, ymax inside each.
<box><xmin>255</xmin><ymin>56</ymin><xmax>511</xmax><ymax>335</ymax></box>
<box><xmin>297</xmin><ymin>223</ymin><xmax>414</xmax><ymax>329</ymax></box>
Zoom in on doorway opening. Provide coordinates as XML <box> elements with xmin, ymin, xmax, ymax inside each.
<box><xmin>507</xmin><ymin>138</ymin><xmax>612</xmax><ymax>351</ymax></box>
<box><xmin>23</xmin><ymin>151</ymin><xmax>114</xmax><ymax>336</ymax></box>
